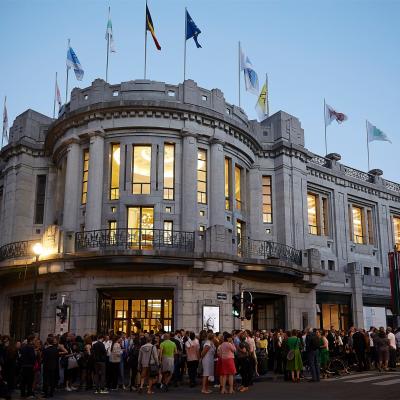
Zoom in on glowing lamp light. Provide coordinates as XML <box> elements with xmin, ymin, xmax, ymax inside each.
<box><xmin>32</xmin><ymin>243</ymin><xmax>44</xmax><ymax>257</ymax></box>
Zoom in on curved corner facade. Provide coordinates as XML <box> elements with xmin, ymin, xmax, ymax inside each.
<box><xmin>0</xmin><ymin>79</ymin><xmax>399</xmax><ymax>339</ymax></box>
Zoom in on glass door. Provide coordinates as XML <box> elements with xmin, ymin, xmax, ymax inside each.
<box><xmin>127</xmin><ymin>207</ymin><xmax>154</xmax><ymax>249</ymax></box>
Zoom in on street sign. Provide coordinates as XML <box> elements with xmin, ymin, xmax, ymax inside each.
<box><xmin>217</xmin><ymin>293</ymin><xmax>227</xmax><ymax>300</ymax></box>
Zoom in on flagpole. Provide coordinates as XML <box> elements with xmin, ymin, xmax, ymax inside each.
<box><xmin>1</xmin><ymin>96</ymin><xmax>6</xmax><ymax>148</ymax></box>
<box><xmin>53</xmin><ymin>72</ymin><xmax>57</xmax><ymax>119</ymax></box>
<box><xmin>266</xmin><ymin>72</ymin><xmax>269</xmax><ymax>117</ymax></box>
<box><xmin>238</xmin><ymin>41</ymin><xmax>241</xmax><ymax>107</ymax></box>
<box><xmin>144</xmin><ymin>1</ymin><xmax>148</xmax><ymax>79</ymax></box>
<box><xmin>66</xmin><ymin>39</ymin><xmax>70</xmax><ymax>103</ymax></box>
<box><xmin>106</xmin><ymin>6</ymin><xmax>110</xmax><ymax>83</ymax></box>
<box><xmin>183</xmin><ymin>7</ymin><xmax>187</xmax><ymax>82</ymax></box>
<box><xmin>324</xmin><ymin>98</ymin><xmax>328</xmax><ymax>155</ymax></box>
<box><xmin>366</xmin><ymin>120</ymin><xmax>370</xmax><ymax>171</ymax></box>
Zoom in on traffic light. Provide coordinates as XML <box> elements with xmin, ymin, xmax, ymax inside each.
<box><xmin>243</xmin><ymin>291</ymin><xmax>255</xmax><ymax>320</ymax></box>
<box><xmin>244</xmin><ymin>302</ymin><xmax>255</xmax><ymax>320</ymax></box>
<box><xmin>232</xmin><ymin>294</ymin><xmax>241</xmax><ymax>318</ymax></box>
<box><xmin>56</xmin><ymin>304</ymin><xmax>68</xmax><ymax>324</ymax></box>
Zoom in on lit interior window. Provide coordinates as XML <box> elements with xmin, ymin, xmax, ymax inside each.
<box><xmin>132</xmin><ymin>145</ymin><xmax>151</xmax><ymax>194</ymax></box>
<box><xmin>110</xmin><ymin>143</ymin><xmax>120</xmax><ymax>200</ymax></box>
<box><xmin>163</xmin><ymin>144</ymin><xmax>175</xmax><ymax>200</ymax></box>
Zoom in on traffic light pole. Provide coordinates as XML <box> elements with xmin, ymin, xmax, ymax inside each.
<box><xmin>240</xmin><ymin>286</ymin><xmax>244</xmax><ymax>331</ymax></box>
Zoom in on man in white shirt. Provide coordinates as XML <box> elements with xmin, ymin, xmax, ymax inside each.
<box><xmin>387</xmin><ymin>327</ymin><xmax>397</xmax><ymax>370</ymax></box>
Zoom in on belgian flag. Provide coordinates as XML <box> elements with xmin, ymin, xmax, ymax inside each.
<box><xmin>146</xmin><ymin>4</ymin><xmax>161</xmax><ymax>50</ymax></box>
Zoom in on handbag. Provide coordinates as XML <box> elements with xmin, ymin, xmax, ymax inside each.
<box><xmin>67</xmin><ymin>355</ymin><xmax>78</xmax><ymax>370</ymax></box>
<box><xmin>287</xmin><ymin>338</ymin><xmax>299</xmax><ymax>361</ymax></box>
<box><xmin>148</xmin><ymin>346</ymin><xmax>158</xmax><ymax>378</ymax></box>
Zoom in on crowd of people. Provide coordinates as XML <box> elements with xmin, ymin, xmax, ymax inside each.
<box><xmin>0</xmin><ymin>326</ymin><xmax>399</xmax><ymax>399</ymax></box>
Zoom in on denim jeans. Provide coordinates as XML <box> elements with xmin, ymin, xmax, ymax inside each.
<box><xmin>307</xmin><ymin>350</ymin><xmax>320</xmax><ymax>381</ymax></box>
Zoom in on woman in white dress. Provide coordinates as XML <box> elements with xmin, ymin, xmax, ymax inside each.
<box><xmin>200</xmin><ymin>333</ymin><xmax>216</xmax><ymax>394</ymax></box>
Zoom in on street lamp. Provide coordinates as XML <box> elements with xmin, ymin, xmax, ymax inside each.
<box><xmin>31</xmin><ymin>242</ymin><xmax>43</xmax><ymax>334</ymax></box>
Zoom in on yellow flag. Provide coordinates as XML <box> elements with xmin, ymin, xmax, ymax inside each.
<box><xmin>255</xmin><ymin>82</ymin><xmax>268</xmax><ymax>121</ymax></box>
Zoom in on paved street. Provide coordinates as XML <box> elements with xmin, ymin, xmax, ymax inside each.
<box><xmin>6</xmin><ymin>371</ymin><xmax>400</xmax><ymax>400</ymax></box>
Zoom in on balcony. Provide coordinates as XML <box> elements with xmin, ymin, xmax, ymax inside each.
<box><xmin>238</xmin><ymin>238</ymin><xmax>302</xmax><ymax>266</ymax></box>
<box><xmin>0</xmin><ymin>240</ymin><xmax>36</xmax><ymax>262</ymax></box>
<box><xmin>75</xmin><ymin>228</ymin><xmax>195</xmax><ymax>253</ymax></box>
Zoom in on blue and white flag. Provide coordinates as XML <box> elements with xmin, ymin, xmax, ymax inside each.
<box><xmin>367</xmin><ymin>120</ymin><xmax>392</xmax><ymax>143</ymax></box>
<box><xmin>105</xmin><ymin>7</ymin><xmax>116</xmax><ymax>53</ymax></box>
<box><xmin>186</xmin><ymin>9</ymin><xmax>202</xmax><ymax>48</ymax></box>
<box><xmin>239</xmin><ymin>45</ymin><xmax>259</xmax><ymax>95</ymax></box>
<box><xmin>66</xmin><ymin>45</ymin><xmax>84</xmax><ymax>81</ymax></box>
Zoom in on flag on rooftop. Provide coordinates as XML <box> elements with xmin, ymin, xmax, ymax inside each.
<box><xmin>255</xmin><ymin>80</ymin><xmax>268</xmax><ymax>121</ymax></box>
<box><xmin>325</xmin><ymin>103</ymin><xmax>348</xmax><ymax>127</ymax></box>
<box><xmin>186</xmin><ymin>10</ymin><xmax>202</xmax><ymax>48</ymax></box>
<box><xmin>2</xmin><ymin>97</ymin><xmax>8</xmax><ymax>148</ymax></box>
<box><xmin>66</xmin><ymin>45</ymin><xmax>84</xmax><ymax>81</ymax></box>
<box><xmin>146</xmin><ymin>4</ymin><xmax>161</xmax><ymax>50</ymax></box>
<box><xmin>55</xmin><ymin>77</ymin><xmax>62</xmax><ymax>109</ymax></box>
<box><xmin>105</xmin><ymin>7</ymin><xmax>116</xmax><ymax>53</ymax></box>
<box><xmin>367</xmin><ymin>120</ymin><xmax>392</xmax><ymax>143</ymax></box>
<box><xmin>239</xmin><ymin>45</ymin><xmax>259</xmax><ymax>95</ymax></box>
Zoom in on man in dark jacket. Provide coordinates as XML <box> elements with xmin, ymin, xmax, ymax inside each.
<box><xmin>20</xmin><ymin>335</ymin><xmax>36</xmax><ymax>398</ymax></box>
<box><xmin>352</xmin><ymin>328</ymin><xmax>367</xmax><ymax>371</ymax></box>
<box><xmin>42</xmin><ymin>337</ymin><xmax>59</xmax><ymax>398</ymax></box>
<box><xmin>305</xmin><ymin>329</ymin><xmax>320</xmax><ymax>382</ymax></box>
<box><xmin>92</xmin><ymin>335</ymin><xmax>108</xmax><ymax>394</ymax></box>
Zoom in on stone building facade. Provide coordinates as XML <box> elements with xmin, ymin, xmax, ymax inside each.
<box><xmin>0</xmin><ymin>79</ymin><xmax>399</xmax><ymax>339</ymax></box>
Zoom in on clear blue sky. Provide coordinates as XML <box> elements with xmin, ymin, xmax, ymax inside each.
<box><xmin>1</xmin><ymin>0</ymin><xmax>399</xmax><ymax>181</ymax></box>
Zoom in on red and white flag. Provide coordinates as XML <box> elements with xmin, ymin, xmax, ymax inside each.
<box><xmin>55</xmin><ymin>79</ymin><xmax>62</xmax><ymax>109</ymax></box>
<box><xmin>325</xmin><ymin>103</ymin><xmax>348</xmax><ymax>127</ymax></box>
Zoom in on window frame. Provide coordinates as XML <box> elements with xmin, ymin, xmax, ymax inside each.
<box><xmin>163</xmin><ymin>143</ymin><xmax>175</xmax><ymax>201</ymax></box>
<box><xmin>132</xmin><ymin>144</ymin><xmax>152</xmax><ymax>195</ymax></box>
<box><xmin>234</xmin><ymin>165</ymin><xmax>242</xmax><ymax>211</ymax></box>
<box><xmin>307</xmin><ymin>190</ymin><xmax>329</xmax><ymax>236</ymax></box>
<box><xmin>348</xmin><ymin>201</ymin><xmax>375</xmax><ymax>245</ymax></box>
<box><xmin>262</xmin><ymin>176</ymin><xmax>273</xmax><ymax>224</ymax></box>
<box><xmin>224</xmin><ymin>157</ymin><xmax>232</xmax><ymax>211</ymax></box>
<box><xmin>34</xmin><ymin>175</ymin><xmax>47</xmax><ymax>225</ymax></box>
<box><xmin>109</xmin><ymin>143</ymin><xmax>120</xmax><ymax>200</ymax></box>
<box><xmin>197</xmin><ymin>149</ymin><xmax>207</xmax><ymax>204</ymax></box>
<box><xmin>81</xmin><ymin>148</ymin><xmax>89</xmax><ymax>205</ymax></box>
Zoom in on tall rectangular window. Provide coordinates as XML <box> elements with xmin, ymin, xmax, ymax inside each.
<box><xmin>127</xmin><ymin>206</ymin><xmax>154</xmax><ymax>249</ymax></box>
<box><xmin>262</xmin><ymin>176</ymin><xmax>272</xmax><ymax>223</ymax></box>
<box><xmin>163</xmin><ymin>220</ymin><xmax>173</xmax><ymax>244</ymax></box>
<box><xmin>307</xmin><ymin>192</ymin><xmax>329</xmax><ymax>236</ymax></box>
<box><xmin>393</xmin><ymin>216</ymin><xmax>400</xmax><ymax>250</ymax></box>
<box><xmin>197</xmin><ymin>149</ymin><xmax>207</xmax><ymax>204</ymax></box>
<box><xmin>81</xmin><ymin>149</ymin><xmax>89</xmax><ymax>205</ymax></box>
<box><xmin>108</xmin><ymin>220</ymin><xmax>117</xmax><ymax>244</ymax></box>
<box><xmin>307</xmin><ymin>193</ymin><xmax>318</xmax><ymax>235</ymax></box>
<box><xmin>225</xmin><ymin>158</ymin><xmax>231</xmax><ymax>210</ymax></box>
<box><xmin>235</xmin><ymin>165</ymin><xmax>242</xmax><ymax>210</ymax></box>
<box><xmin>34</xmin><ymin>175</ymin><xmax>46</xmax><ymax>224</ymax></box>
<box><xmin>352</xmin><ymin>206</ymin><xmax>364</xmax><ymax>244</ymax></box>
<box><xmin>132</xmin><ymin>145</ymin><xmax>151</xmax><ymax>194</ymax></box>
<box><xmin>110</xmin><ymin>143</ymin><xmax>120</xmax><ymax>200</ymax></box>
<box><xmin>163</xmin><ymin>144</ymin><xmax>175</xmax><ymax>200</ymax></box>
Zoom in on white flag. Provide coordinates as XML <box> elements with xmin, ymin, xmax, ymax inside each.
<box><xmin>66</xmin><ymin>45</ymin><xmax>84</xmax><ymax>81</ymax></box>
<box><xmin>106</xmin><ymin>8</ymin><xmax>116</xmax><ymax>53</ymax></box>
<box><xmin>325</xmin><ymin>102</ymin><xmax>348</xmax><ymax>127</ymax></box>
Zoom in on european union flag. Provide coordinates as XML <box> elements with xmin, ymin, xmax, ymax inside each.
<box><xmin>185</xmin><ymin>10</ymin><xmax>202</xmax><ymax>48</ymax></box>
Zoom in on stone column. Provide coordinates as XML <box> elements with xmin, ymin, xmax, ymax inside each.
<box><xmin>181</xmin><ymin>132</ymin><xmax>197</xmax><ymax>232</ymax></box>
<box><xmin>85</xmin><ymin>132</ymin><xmax>105</xmax><ymax>231</ymax></box>
<box><xmin>209</xmin><ymin>139</ymin><xmax>225</xmax><ymax>227</ymax></box>
<box><xmin>62</xmin><ymin>141</ymin><xmax>81</xmax><ymax>232</ymax></box>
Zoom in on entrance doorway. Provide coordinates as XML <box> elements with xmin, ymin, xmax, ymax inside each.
<box><xmin>98</xmin><ymin>288</ymin><xmax>173</xmax><ymax>335</ymax></box>
<box><xmin>252</xmin><ymin>293</ymin><xmax>286</xmax><ymax>330</ymax></box>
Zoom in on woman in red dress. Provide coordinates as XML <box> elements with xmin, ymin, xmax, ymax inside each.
<box><xmin>217</xmin><ymin>333</ymin><xmax>236</xmax><ymax>394</ymax></box>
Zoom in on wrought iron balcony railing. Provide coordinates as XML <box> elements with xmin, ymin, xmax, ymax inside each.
<box><xmin>75</xmin><ymin>228</ymin><xmax>195</xmax><ymax>252</ymax></box>
<box><xmin>0</xmin><ymin>240</ymin><xmax>37</xmax><ymax>261</ymax></box>
<box><xmin>238</xmin><ymin>238</ymin><xmax>302</xmax><ymax>266</ymax></box>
